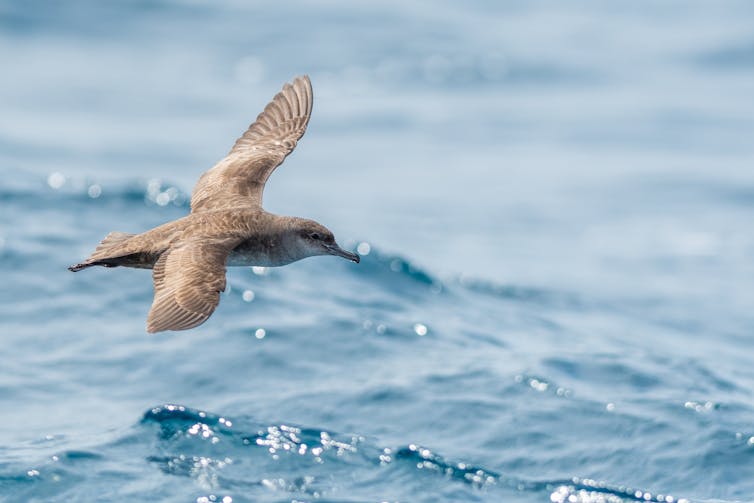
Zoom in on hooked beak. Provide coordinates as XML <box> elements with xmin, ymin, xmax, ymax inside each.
<box><xmin>325</xmin><ymin>242</ymin><xmax>360</xmax><ymax>263</ymax></box>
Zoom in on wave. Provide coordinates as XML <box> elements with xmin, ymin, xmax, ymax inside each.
<box><xmin>137</xmin><ymin>404</ymin><xmax>695</xmax><ymax>503</ymax></box>
<box><xmin>0</xmin><ymin>174</ymin><xmax>191</xmax><ymax>208</ymax></box>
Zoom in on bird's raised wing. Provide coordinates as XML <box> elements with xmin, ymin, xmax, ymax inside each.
<box><xmin>190</xmin><ymin>75</ymin><xmax>313</xmax><ymax>212</ymax></box>
<box><xmin>146</xmin><ymin>238</ymin><xmax>240</xmax><ymax>333</ymax></box>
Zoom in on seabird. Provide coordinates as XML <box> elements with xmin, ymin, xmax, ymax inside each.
<box><xmin>69</xmin><ymin>75</ymin><xmax>359</xmax><ymax>333</ymax></box>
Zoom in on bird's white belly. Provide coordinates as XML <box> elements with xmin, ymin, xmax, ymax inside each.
<box><xmin>227</xmin><ymin>247</ymin><xmax>292</xmax><ymax>267</ymax></box>
<box><xmin>227</xmin><ymin>250</ymin><xmax>270</xmax><ymax>267</ymax></box>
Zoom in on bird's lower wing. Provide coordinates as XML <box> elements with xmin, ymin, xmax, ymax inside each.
<box><xmin>147</xmin><ymin>238</ymin><xmax>239</xmax><ymax>333</ymax></box>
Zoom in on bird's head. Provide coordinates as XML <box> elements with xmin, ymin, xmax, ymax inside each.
<box><xmin>288</xmin><ymin>218</ymin><xmax>360</xmax><ymax>263</ymax></box>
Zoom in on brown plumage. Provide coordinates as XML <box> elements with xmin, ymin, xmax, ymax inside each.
<box><xmin>69</xmin><ymin>76</ymin><xmax>359</xmax><ymax>333</ymax></box>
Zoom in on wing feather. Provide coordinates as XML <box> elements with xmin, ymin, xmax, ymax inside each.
<box><xmin>146</xmin><ymin>238</ymin><xmax>239</xmax><ymax>333</ymax></box>
<box><xmin>190</xmin><ymin>75</ymin><xmax>313</xmax><ymax>212</ymax></box>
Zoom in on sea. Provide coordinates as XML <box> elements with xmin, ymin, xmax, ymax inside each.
<box><xmin>1</xmin><ymin>1</ymin><xmax>754</xmax><ymax>502</ymax></box>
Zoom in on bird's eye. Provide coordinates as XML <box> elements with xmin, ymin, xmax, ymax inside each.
<box><xmin>309</xmin><ymin>233</ymin><xmax>321</xmax><ymax>240</ymax></box>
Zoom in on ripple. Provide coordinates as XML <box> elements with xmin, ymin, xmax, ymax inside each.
<box><xmin>549</xmin><ymin>479</ymin><xmax>691</xmax><ymax>503</ymax></box>
<box><xmin>348</xmin><ymin>242</ymin><xmax>441</xmax><ymax>290</ymax></box>
<box><xmin>514</xmin><ymin>373</ymin><xmax>574</xmax><ymax>399</ymax></box>
<box><xmin>392</xmin><ymin>443</ymin><xmax>499</xmax><ymax>489</ymax></box>
<box><xmin>458</xmin><ymin>276</ymin><xmax>587</xmax><ymax>311</ymax></box>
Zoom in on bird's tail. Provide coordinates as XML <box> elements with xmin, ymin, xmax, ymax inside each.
<box><xmin>69</xmin><ymin>231</ymin><xmax>136</xmax><ymax>272</ymax></box>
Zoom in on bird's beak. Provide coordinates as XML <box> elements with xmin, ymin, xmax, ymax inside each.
<box><xmin>325</xmin><ymin>243</ymin><xmax>360</xmax><ymax>263</ymax></box>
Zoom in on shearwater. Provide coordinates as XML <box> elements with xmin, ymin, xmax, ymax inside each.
<box><xmin>69</xmin><ymin>76</ymin><xmax>360</xmax><ymax>333</ymax></box>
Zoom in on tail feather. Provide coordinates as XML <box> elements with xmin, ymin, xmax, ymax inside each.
<box><xmin>69</xmin><ymin>231</ymin><xmax>136</xmax><ymax>272</ymax></box>
<box><xmin>93</xmin><ymin>231</ymin><xmax>135</xmax><ymax>257</ymax></box>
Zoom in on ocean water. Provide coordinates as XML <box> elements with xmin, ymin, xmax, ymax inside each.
<box><xmin>2</xmin><ymin>1</ymin><xmax>754</xmax><ymax>501</ymax></box>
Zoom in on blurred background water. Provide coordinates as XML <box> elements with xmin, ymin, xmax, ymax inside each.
<box><xmin>1</xmin><ymin>1</ymin><xmax>754</xmax><ymax>501</ymax></box>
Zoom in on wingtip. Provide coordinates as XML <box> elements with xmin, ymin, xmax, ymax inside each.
<box><xmin>293</xmin><ymin>74</ymin><xmax>311</xmax><ymax>88</ymax></box>
<box><xmin>146</xmin><ymin>316</ymin><xmax>159</xmax><ymax>333</ymax></box>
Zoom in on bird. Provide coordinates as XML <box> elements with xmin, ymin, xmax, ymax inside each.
<box><xmin>69</xmin><ymin>75</ymin><xmax>360</xmax><ymax>333</ymax></box>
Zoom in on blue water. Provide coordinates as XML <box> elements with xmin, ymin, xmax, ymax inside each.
<box><xmin>2</xmin><ymin>1</ymin><xmax>754</xmax><ymax>501</ymax></box>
